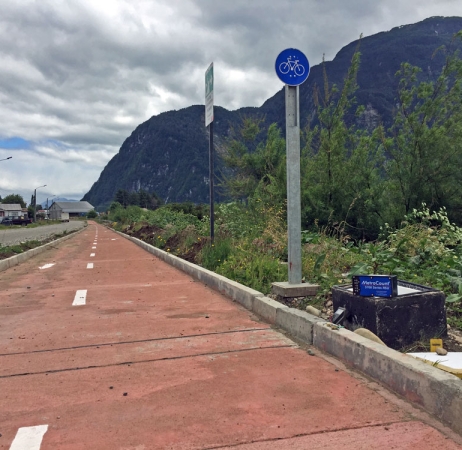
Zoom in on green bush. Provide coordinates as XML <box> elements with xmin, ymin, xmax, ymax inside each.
<box><xmin>216</xmin><ymin>247</ymin><xmax>285</xmax><ymax>294</ymax></box>
<box><xmin>199</xmin><ymin>238</ymin><xmax>232</xmax><ymax>271</ymax></box>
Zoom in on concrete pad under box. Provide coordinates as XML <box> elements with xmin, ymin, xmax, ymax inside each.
<box><xmin>272</xmin><ymin>281</ymin><xmax>319</xmax><ymax>298</ymax></box>
<box><xmin>313</xmin><ymin>322</ymin><xmax>462</xmax><ymax>435</ymax></box>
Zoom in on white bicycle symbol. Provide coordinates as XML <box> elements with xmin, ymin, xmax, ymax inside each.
<box><xmin>279</xmin><ymin>56</ymin><xmax>305</xmax><ymax>76</ymax></box>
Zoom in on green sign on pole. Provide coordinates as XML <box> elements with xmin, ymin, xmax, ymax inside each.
<box><xmin>205</xmin><ymin>63</ymin><xmax>214</xmax><ymax>127</ymax></box>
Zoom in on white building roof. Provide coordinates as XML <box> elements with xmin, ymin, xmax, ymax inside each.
<box><xmin>53</xmin><ymin>201</ymin><xmax>94</xmax><ymax>213</ymax></box>
<box><xmin>0</xmin><ymin>204</ymin><xmax>22</xmax><ymax>211</ymax></box>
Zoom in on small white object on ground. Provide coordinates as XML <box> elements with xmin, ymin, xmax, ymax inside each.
<box><xmin>10</xmin><ymin>424</ymin><xmax>48</xmax><ymax>450</ymax></box>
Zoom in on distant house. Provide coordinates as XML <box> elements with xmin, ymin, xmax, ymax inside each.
<box><xmin>0</xmin><ymin>204</ymin><xmax>27</xmax><ymax>218</ymax></box>
<box><xmin>49</xmin><ymin>201</ymin><xmax>94</xmax><ymax>220</ymax></box>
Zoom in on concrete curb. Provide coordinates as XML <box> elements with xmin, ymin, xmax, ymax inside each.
<box><xmin>0</xmin><ymin>224</ymin><xmax>87</xmax><ymax>273</ymax></box>
<box><xmin>314</xmin><ymin>322</ymin><xmax>462</xmax><ymax>434</ymax></box>
<box><xmin>114</xmin><ymin>228</ymin><xmax>462</xmax><ymax>435</ymax></box>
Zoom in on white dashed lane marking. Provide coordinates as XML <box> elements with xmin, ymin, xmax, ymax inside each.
<box><xmin>87</xmin><ymin>263</ymin><xmax>94</xmax><ymax>269</ymax></box>
<box><xmin>9</xmin><ymin>424</ymin><xmax>48</xmax><ymax>450</ymax></box>
<box><xmin>38</xmin><ymin>264</ymin><xmax>55</xmax><ymax>270</ymax></box>
<box><xmin>92</xmin><ymin>246</ymin><xmax>96</xmax><ymax>249</ymax></box>
<box><xmin>72</xmin><ymin>290</ymin><xmax>87</xmax><ymax>306</ymax></box>
<box><xmin>90</xmin><ymin>253</ymin><xmax>95</xmax><ymax>257</ymax></box>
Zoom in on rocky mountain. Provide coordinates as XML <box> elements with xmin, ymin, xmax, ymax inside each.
<box><xmin>83</xmin><ymin>16</ymin><xmax>462</xmax><ymax>211</ymax></box>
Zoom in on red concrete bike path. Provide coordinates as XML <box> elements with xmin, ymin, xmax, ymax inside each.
<box><xmin>0</xmin><ymin>223</ymin><xmax>461</xmax><ymax>449</ymax></box>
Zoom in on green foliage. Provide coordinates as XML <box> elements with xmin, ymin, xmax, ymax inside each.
<box><xmin>1</xmin><ymin>194</ymin><xmax>26</xmax><ymax>208</ymax></box>
<box><xmin>110</xmin><ymin>201</ymin><xmax>122</xmax><ymax>211</ymax></box>
<box><xmin>114</xmin><ymin>189</ymin><xmax>161</xmax><ymax>210</ymax></box>
<box><xmin>87</xmin><ymin>209</ymin><xmax>98</xmax><ymax>218</ymax></box>
<box><xmin>165</xmin><ymin>202</ymin><xmax>208</xmax><ymax>220</ymax></box>
<box><xmin>199</xmin><ymin>239</ymin><xmax>232</xmax><ymax>271</ymax></box>
<box><xmin>109</xmin><ymin>203</ymin><xmax>201</xmax><ymax>237</ymax></box>
<box><xmin>381</xmin><ymin>33</ymin><xmax>462</xmax><ymax>225</ymax></box>
<box><xmin>221</xmin><ymin>121</ymin><xmax>286</xmax><ymax>204</ymax></box>
<box><xmin>302</xmin><ymin>45</ymin><xmax>386</xmax><ymax>240</ymax></box>
<box><xmin>215</xmin><ymin>247</ymin><xmax>285</xmax><ymax>294</ymax></box>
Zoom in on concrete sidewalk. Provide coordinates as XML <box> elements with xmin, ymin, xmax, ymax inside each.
<box><xmin>0</xmin><ymin>222</ymin><xmax>461</xmax><ymax>449</ymax></box>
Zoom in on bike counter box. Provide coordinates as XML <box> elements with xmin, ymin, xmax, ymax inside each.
<box><xmin>332</xmin><ymin>278</ymin><xmax>447</xmax><ymax>350</ymax></box>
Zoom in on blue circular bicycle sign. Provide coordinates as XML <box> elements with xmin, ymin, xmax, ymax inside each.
<box><xmin>275</xmin><ymin>48</ymin><xmax>310</xmax><ymax>86</ymax></box>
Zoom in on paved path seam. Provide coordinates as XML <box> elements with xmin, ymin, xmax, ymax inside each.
<box><xmin>0</xmin><ymin>344</ymin><xmax>297</xmax><ymax>379</ymax></box>
<box><xmin>0</xmin><ymin>327</ymin><xmax>271</xmax><ymax>357</ymax></box>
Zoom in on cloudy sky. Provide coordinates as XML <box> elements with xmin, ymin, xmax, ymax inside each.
<box><xmin>1</xmin><ymin>0</ymin><xmax>462</xmax><ymax>205</ymax></box>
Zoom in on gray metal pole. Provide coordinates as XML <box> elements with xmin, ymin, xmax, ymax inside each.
<box><xmin>33</xmin><ymin>189</ymin><xmax>37</xmax><ymax>223</ymax></box>
<box><xmin>209</xmin><ymin>122</ymin><xmax>215</xmax><ymax>242</ymax></box>
<box><xmin>285</xmin><ymin>85</ymin><xmax>302</xmax><ymax>284</ymax></box>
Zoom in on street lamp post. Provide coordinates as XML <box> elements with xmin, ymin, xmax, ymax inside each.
<box><xmin>46</xmin><ymin>195</ymin><xmax>56</xmax><ymax>219</ymax></box>
<box><xmin>33</xmin><ymin>185</ymin><xmax>47</xmax><ymax>222</ymax></box>
<box><xmin>0</xmin><ymin>156</ymin><xmax>12</xmax><ymax>162</ymax></box>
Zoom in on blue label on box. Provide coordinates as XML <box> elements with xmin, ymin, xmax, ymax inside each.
<box><xmin>352</xmin><ymin>275</ymin><xmax>397</xmax><ymax>298</ymax></box>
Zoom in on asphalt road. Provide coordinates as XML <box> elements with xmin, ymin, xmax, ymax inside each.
<box><xmin>0</xmin><ymin>221</ymin><xmax>85</xmax><ymax>247</ymax></box>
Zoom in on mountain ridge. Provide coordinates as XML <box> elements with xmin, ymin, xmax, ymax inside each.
<box><xmin>83</xmin><ymin>16</ymin><xmax>462</xmax><ymax>211</ymax></box>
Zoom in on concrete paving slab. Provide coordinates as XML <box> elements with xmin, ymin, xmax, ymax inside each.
<box><xmin>1</xmin><ymin>348</ymin><xmax>412</xmax><ymax>449</ymax></box>
<box><xmin>0</xmin><ymin>222</ymin><xmax>461</xmax><ymax>449</ymax></box>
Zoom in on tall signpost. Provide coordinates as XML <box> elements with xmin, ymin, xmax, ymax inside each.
<box><xmin>205</xmin><ymin>62</ymin><xmax>214</xmax><ymax>242</ymax></box>
<box><xmin>272</xmin><ymin>49</ymin><xmax>319</xmax><ymax>298</ymax></box>
<box><xmin>33</xmin><ymin>184</ymin><xmax>47</xmax><ymax>223</ymax></box>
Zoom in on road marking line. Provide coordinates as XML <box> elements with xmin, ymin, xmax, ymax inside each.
<box><xmin>92</xmin><ymin>246</ymin><xmax>96</xmax><ymax>249</ymax></box>
<box><xmin>90</xmin><ymin>253</ymin><xmax>95</xmax><ymax>257</ymax></box>
<box><xmin>111</xmin><ymin>238</ymin><xmax>117</xmax><ymax>240</ymax></box>
<box><xmin>10</xmin><ymin>424</ymin><xmax>48</xmax><ymax>450</ymax></box>
<box><xmin>87</xmin><ymin>263</ymin><xmax>94</xmax><ymax>269</ymax></box>
<box><xmin>39</xmin><ymin>263</ymin><xmax>55</xmax><ymax>270</ymax></box>
<box><xmin>72</xmin><ymin>290</ymin><xmax>87</xmax><ymax>306</ymax></box>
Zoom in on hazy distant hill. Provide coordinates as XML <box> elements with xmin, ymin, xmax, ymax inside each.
<box><xmin>83</xmin><ymin>16</ymin><xmax>462</xmax><ymax>211</ymax></box>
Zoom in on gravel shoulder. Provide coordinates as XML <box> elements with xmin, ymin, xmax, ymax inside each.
<box><xmin>0</xmin><ymin>221</ymin><xmax>86</xmax><ymax>247</ymax></box>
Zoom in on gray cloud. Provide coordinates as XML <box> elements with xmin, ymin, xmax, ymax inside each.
<box><xmin>1</xmin><ymin>0</ymin><xmax>462</xmax><ymax>203</ymax></box>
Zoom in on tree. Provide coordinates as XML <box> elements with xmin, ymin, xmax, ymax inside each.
<box><xmin>113</xmin><ymin>189</ymin><xmax>161</xmax><ymax>210</ymax></box>
<box><xmin>301</xmin><ymin>42</ymin><xmax>385</xmax><ymax>239</ymax></box>
<box><xmin>87</xmin><ymin>209</ymin><xmax>98</xmax><ymax>218</ymax></box>
<box><xmin>2</xmin><ymin>194</ymin><xmax>26</xmax><ymax>208</ymax></box>
<box><xmin>115</xmin><ymin>189</ymin><xmax>130</xmax><ymax>207</ymax></box>
<box><xmin>109</xmin><ymin>201</ymin><xmax>122</xmax><ymax>211</ymax></box>
<box><xmin>381</xmin><ymin>32</ymin><xmax>462</xmax><ymax>225</ymax></box>
<box><xmin>221</xmin><ymin>119</ymin><xmax>286</xmax><ymax>205</ymax></box>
